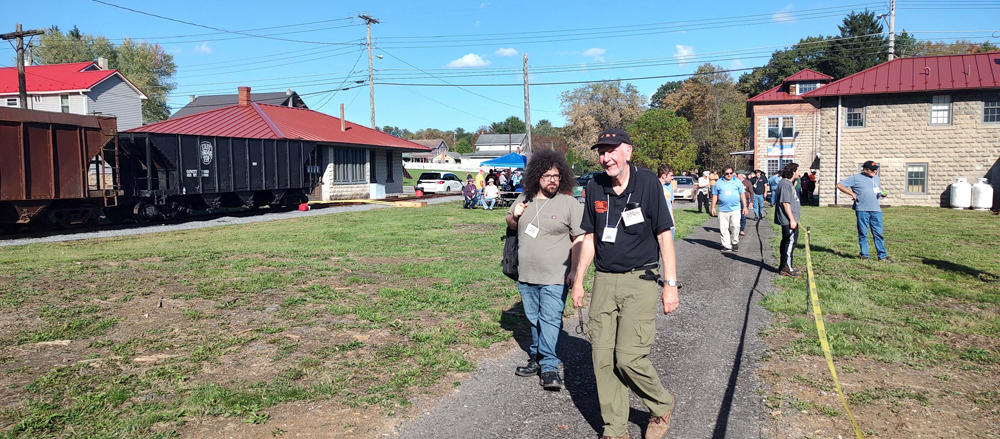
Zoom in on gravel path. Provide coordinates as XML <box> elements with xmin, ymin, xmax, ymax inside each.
<box><xmin>396</xmin><ymin>214</ymin><xmax>777</xmax><ymax>439</ymax></box>
<box><xmin>0</xmin><ymin>196</ymin><xmax>461</xmax><ymax>247</ymax></box>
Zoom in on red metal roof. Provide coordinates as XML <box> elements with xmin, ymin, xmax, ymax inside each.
<box><xmin>127</xmin><ymin>102</ymin><xmax>431</xmax><ymax>152</ymax></box>
<box><xmin>803</xmin><ymin>51</ymin><xmax>1000</xmax><ymax>98</ymax></box>
<box><xmin>783</xmin><ymin>68</ymin><xmax>834</xmax><ymax>82</ymax></box>
<box><xmin>0</xmin><ymin>62</ymin><xmax>126</xmax><ymax>94</ymax></box>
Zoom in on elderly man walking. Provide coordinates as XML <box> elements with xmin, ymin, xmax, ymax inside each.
<box><xmin>836</xmin><ymin>161</ymin><xmax>894</xmax><ymax>262</ymax></box>
<box><xmin>711</xmin><ymin>166</ymin><xmax>747</xmax><ymax>253</ymax></box>
<box><xmin>571</xmin><ymin>128</ymin><xmax>679</xmax><ymax>439</ymax></box>
<box><xmin>506</xmin><ymin>150</ymin><xmax>584</xmax><ymax>390</ymax></box>
<box><xmin>696</xmin><ymin>171</ymin><xmax>711</xmax><ymax>214</ymax></box>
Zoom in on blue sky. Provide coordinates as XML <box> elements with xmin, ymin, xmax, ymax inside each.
<box><xmin>5</xmin><ymin>0</ymin><xmax>999</xmax><ymax>132</ymax></box>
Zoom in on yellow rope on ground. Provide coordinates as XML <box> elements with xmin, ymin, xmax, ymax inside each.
<box><xmin>804</xmin><ymin>227</ymin><xmax>865</xmax><ymax>439</ymax></box>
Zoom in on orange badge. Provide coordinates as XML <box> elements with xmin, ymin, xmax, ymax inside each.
<box><xmin>595</xmin><ymin>200</ymin><xmax>608</xmax><ymax>213</ymax></box>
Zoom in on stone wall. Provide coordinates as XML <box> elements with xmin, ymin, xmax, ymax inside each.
<box><xmin>751</xmin><ymin>102</ymin><xmax>822</xmax><ymax>174</ymax></box>
<box><xmin>816</xmin><ymin>92</ymin><xmax>1000</xmax><ymax>207</ymax></box>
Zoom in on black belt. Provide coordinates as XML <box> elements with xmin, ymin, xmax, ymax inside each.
<box><xmin>596</xmin><ymin>263</ymin><xmax>658</xmax><ymax>274</ymax></box>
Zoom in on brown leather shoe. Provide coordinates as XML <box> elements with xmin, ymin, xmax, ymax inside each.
<box><xmin>601</xmin><ymin>434</ymin><xmax>629</xmax><ymax>439</ymax></box>
<box><xmin>645</xmin><ymin>409</ymin><xmax>672</xmax><ymax>439</ymax></box>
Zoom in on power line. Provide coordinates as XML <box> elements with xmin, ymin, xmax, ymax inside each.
<box><xmin>315</xmin><ymin>50</ymin><xmax>367</xmax><ymax>111</ymax></box>
<box><xmin>133</xmin><ymin>17</ymin><xmax>357</xmax><ymax>40</ymax></box>
<box><xmin>88</xmin><ymin>0</ymin><xmax>361</xmax><ymax>45</ymax></box>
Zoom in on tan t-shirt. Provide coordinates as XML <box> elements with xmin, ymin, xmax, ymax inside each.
<box><xmin>507</xmin><ymin>192</ymin><xmax>584</xmax><ymax>285</ymax></box>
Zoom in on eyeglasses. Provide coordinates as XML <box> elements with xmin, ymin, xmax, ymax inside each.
<box><xmin>541</xmin><ymin>174</ymin><xmax>561</xmax><ymax>181</ymax></box>
<box><xmin>724</xmin><ymin>172</ymin><xmax>733</xmax><ymax>176</ymax></box>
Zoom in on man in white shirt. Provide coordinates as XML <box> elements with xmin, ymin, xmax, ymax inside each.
<box><xmin>483</xmin><ymin>180</ymin><xmax>500</xmax><ymax>210</ymax></box>
<box><xmin>697</xmin><ymin>171</ymin><xmax>711</xmax><ymax>214</ymax></box>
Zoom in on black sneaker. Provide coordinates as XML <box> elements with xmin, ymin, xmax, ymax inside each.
<box><xmin>732</xmin><ymin>244</ymin><xmax>739</xmax><ymax>252</ymax></box>
<box><xmin>515</xmin><ymin>359</ymin><xmax>540</xmax><ymax>377</ymax></box>
<box><xmin>720</xmin><ymin>248</ymin><xmax>732</xmax><ymax>253</ymax></box>
<box><xmin>540</xmin><ymin>371</ymin><xmax>563</xmax><ymax>390</ymax></box>
<box><xmin>779</xmin><ymin>268</ymin><xmax>800</xmax><ymax>278</ymax></box>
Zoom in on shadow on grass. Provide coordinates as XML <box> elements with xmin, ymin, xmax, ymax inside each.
<box><xmin>921</xmin><ymin>258</ymin><xmax>1000</xmax><ymax>283</ymax></box>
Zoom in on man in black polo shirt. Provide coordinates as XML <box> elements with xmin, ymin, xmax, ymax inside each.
<box><xmin>570</xmin><ymin>128</ymin><xmax>678</xmax><ymax>439</ymax></box>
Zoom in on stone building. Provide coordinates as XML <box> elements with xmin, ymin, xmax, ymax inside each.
<box><xmin>747</xmin><ymin>53</ymin><xmax>1000</xmax><ymax>207</ymax></box>
<box><xmin>746</xmin><ymin>69</ymin><xmax>833</xmax><ymax>176</ymax></box>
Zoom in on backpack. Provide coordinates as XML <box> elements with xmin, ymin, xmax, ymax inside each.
<box><xmin>501</xmin><ymin>226</ymin><xmax>519</xmax><ymax>281</ymax></box>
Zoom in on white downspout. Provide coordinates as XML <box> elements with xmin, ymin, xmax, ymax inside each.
<box><xmin>835</xmin><ymin>96</ymin><xmax>842</xmax><ymax>205</ymax></box>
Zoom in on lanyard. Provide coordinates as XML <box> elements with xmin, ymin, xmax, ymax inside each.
<box><xmin>606</xmin><ymin>192</ymin><xmax>633</xmax><ymax>230</ymax></box>
<box><xmin>529</xmin><ymin>197</ymin><xmax>552</xmax><ymax>229</ymax></box>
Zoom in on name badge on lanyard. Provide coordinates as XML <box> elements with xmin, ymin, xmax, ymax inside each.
<box><xmin>601</xmin><ymin>227</ymin><xmax>618</xmax><ymax>243</ymax></box>
<box><xmin>621</xmin><ymin>208</ymin><xmax>643</xmax><ymax>227</ymax></box>
<box><xmin>525</xmin><ymin>223</ymin><xmax>540</xmax><ymax>238</ymax></box>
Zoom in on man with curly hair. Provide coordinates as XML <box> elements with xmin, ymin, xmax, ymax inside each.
<box><xmin>506</xmin><ymin>149</ymin><xmax>584</xmax><ymax>390</ymax></box>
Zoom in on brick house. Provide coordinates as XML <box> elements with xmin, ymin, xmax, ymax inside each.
<box><xmin>800</xmin><ymin>52</ymin><xmax>1000</xmax><ymax>207</ymax></box>
<box><xmin>746</xmin><ymin>69</ymin><xmax>834</xmax><ymax>177</ymax></box>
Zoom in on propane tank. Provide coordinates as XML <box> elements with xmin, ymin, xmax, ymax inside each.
<box><xmin>950</xmin><ymin>178</ymin><xmax>972</xmax><ymax>210</ymax></box>
<box><xmin>971</xmin><ymin>178</ymin><xmax>994</xmax><ymax>211</ymax></box>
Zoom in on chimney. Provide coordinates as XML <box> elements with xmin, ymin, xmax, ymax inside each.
<box><xmin>340</xmin><ymin>103</ymin><xmax>346</xmax><ymax>131</ymax></box>
<box><xmin>238</xmin><ymin>86</ymin><xmax>251</xmax><ymax>107</ymax></box>
<box><xmin>189</xmin><ymin>95</ymin><xmax>196</xmax><ymax>103</ymax></box>
<box><xmin>97</xmin><ymin>57</ymin><xmax>108</xmax><ymax>70</ymax></box>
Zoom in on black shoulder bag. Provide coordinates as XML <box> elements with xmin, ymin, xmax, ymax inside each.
<box><xmin>501</xmin><ymin>226</ymin><xmax>519</xmax><ymax>280</ymax></box>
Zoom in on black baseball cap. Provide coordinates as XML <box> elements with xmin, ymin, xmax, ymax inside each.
<box><xmin>591</xmin><ymin>128</ymin><xmax>632</xmax><ymax>149</ymax></box>
<box><xmin>862</xmin><ymin>160</ymin><xmax>880</xmax><ymax>171</ymax></box>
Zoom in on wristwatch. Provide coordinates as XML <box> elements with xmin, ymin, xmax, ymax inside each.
<box><xmin>664</xmin><ymin>279</ymin><xmax>678</xmax><ymax>287</ymax></box>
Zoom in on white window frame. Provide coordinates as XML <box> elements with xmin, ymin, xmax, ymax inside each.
<box><xmin>905</xmin><ymin>163</ymin><xmax>928</xmax><ymax>195</ymax></box>
<box><xmin>767</xmin><ymin>158</ymin><xmax>794</xmax><ymax>177</ymax></box>
<box><xmin>930</xmin><ymin>95</ymin><xmax>952</xmax><ymax>126</ymax></box>
<box><xmin>796</xmin><ymin>82</ymin><xmax>819</xmax><ymax>95</ymax></box>
<box><xmin>984</xmin><ymin>92</ymin><xmax>1000</xmax><ymax>124</ymax></box>
<box><xmin>766</xmin><ymin>116</ymin><xmax>794</xmax><ymax>139</ymax></box>
<box><xmin>60</xmin><ymin>94</ymin><xmax>70</xmax><ymax>113</ymax></box>
<box><xmin>846</xmin><ymin>101</ymin><xmax>865</xmax><ymax>128</ymax></box>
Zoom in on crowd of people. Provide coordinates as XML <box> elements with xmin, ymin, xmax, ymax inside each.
<box><xmin>500</xmin><ymin>127</ymin><xmax>894</xmax><ymax>439</ymax></box>
<box><xmin>461</xmin><ymin>168</ymin><xmax>523</xmax><ymax>210</ymax></box>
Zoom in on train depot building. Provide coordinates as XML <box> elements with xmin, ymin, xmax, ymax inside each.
<box><xmin>129</xmin><ymin>87</ymin><xmax>431</xmax><ymax>202</ymax></box>
<box><xmin>747</xmin><ymin>52</ymin><xmax>1000</xmax><ymax>208</ymax></box>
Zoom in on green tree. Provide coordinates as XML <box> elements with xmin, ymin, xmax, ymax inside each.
<box><xmin>626</xmin><ymin>109</ymin><xmax>697</xmax><ymax>172</ymax></box>
<box><xmin>532</xmin><ymin>119</ymin><xmax>561</xmax><ymax>137</ymax></box>
<box><xmin>664</xmin><ymin>64</ymin><xmax>749</xmax><ymax>171</ymax></box>
<box><xmin>821</xmin><ymin>10</ymin><xmax>887</xmax><ymax>79</ymax></box>
<box><xmin>34</xmin><ymin>26</ymin><xmax>176</xmax><ymax>124</ymax></box>
<box><xmin>649</xmin><ymin>81</ymin><xmax>683</xmax><ymax>109</ymax></box>
<box><xmin>489</xmin><ymin>116</ymin><xmax>526</xmax><ymax>134</ymax></box>
<box><xmin>560</xmin><ymin>80</ymin><xmax>646</xmax><ymax>166</ymax></box>
<box><xmin>453</xmin><ymin>138</ymin><xmax>474</xmax><ymax>154</ymax></box>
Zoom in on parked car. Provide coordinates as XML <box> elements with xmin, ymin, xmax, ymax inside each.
<box><xmin>672</xmin><ymin>176</ymin><xmax>696</xmax><ymax>201</ymax></box>
<box><xmin>416</xmin><ymin>172</ymin><xmax>464</xmax><ymax>193</ymax></box>
<box><xmin>577</xmin><ymin>171</ymin><xmax>601</xmax><ymax>187</ymax></box>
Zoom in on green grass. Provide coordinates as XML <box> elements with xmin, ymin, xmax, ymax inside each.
<box><xmin>764</xmin><ymin>206</ymin><xmax>1000</xmax><ymax>366</ymax></box>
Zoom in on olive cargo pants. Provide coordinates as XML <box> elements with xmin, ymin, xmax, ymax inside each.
<box><xmin>589</xmin><ymin>270</ymin><xmax>675</xmax><ymax>437</ymax></box>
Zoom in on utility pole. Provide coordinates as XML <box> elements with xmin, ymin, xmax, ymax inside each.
<box><xmin>358</xmin><ymin>13</ymin><xmax>380</xmax><ymax>128</ymax></box>
<box><xmin>887</xmin><ymin>0</ymin><xmax>896</xmax><ymax>61</ymax></box>
<box><xmin>522</xmin><ymin>53</ymin><xmax>532</xmax><ymax>156</ymax></box>
<box><xmin>1</xmin><ymin>24</ymin><xmax>45</xmax><ymax>109</ymax></box>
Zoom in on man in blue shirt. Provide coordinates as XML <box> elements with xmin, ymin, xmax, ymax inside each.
<box><xmin>711</xmin><ymin>165</ymin><xmax>747</xmax><ymax>253</ymax></box>
<box><xmin>768</xmin><ymin>171</ymin><xmax>781</xmax><ymax>206</ymax></box>
<box><xmin>836</xmin><ymin>161</ymin><xmax>894</xmax><ymax>262</ymax></box>
<box><xmin>657</xmin><ymin>164</ymin><xmax>676</xmax><ymax>238</ymax></box>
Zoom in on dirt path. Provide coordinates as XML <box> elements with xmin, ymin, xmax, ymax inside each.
<box><xmin>394</xmin><ymin>215</ymin><xmax>777</xmax><ymax>438</ymax></box>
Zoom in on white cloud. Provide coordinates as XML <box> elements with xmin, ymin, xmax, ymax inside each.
<box><xmin>582</xmin><ymin>47</ymin><xmax>606</xmax><ymax>62</ymax></box>
<box><xmin>773</xmin><ymin>4</ymin><xmax>796</xmax><ymax>23</ymax></box>
<box><xmin>475</xmin><ymin>20</ymin><xmax>481</xmax><ymax>26</ymax></box>
<box><xmin>731</xmin><ymin>59</ymin><xmax>745</xmax><ymax>70</ymax></box>
<box><xmin>495</xmin><ymin>47</ymin><xmax>518</xmax><ymax>57</ymax></box>
<box><xmin>479</xmin><ymin>2</ymin><xmax>490</xmax><ymax>8</ymax></box>
<box><xmin>674</xmin><ymin>45</ymin><xmax>695</xmax><ymax>67</ymax></box>
<box><xmin>193</xmin><ymin>42</ymin><xmax>212</xmax><ymax>54</ymax></box>
<box><xmin>446</xmin><ymin>53</ymin><xmax>491</xmax><ymax>68</ymax></box>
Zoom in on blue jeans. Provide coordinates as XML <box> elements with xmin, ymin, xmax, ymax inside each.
<box><xmin>516</xmin><ymin>283</ymin><xmax>568</xmax><ymax>372</ymax></box>
<box><xmin>769</xmin><ymin>190</ymin><xmax>777</xmax><ymax>205</ymax></box>
<box><xmin>740</xmin><ymin>209</ymin><xmax>746</xmax><ymax>232</ymax></box>
<box><xmin>753</xmin><ymin>194</ymin><xmax>764</xmax><ymax>219</ymax></box>
<box><xmin>463</xmin><ymin>195</ymin><xmax>480</xmax><ymax>209</ymax></box>
<box><xmin>483</xmin><ymin>197</ymin><xmax>496</xmax><ymax>210</ymax></box>
<box><xmin>856</xmin><ymin>211</ymin><xmax>887</xmax><ymax>259</ymax></box>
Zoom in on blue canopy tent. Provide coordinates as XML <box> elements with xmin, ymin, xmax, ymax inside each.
<box><xmin>480</xmin><ymin>152</ymin><xmax>526</xmax><ymax>168</ymax></box>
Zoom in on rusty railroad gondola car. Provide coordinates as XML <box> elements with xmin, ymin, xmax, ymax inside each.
<box><xmin>0</xmin><ymin>107</ymin><xmax>120</xmax><ymax>231</ymax></box>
